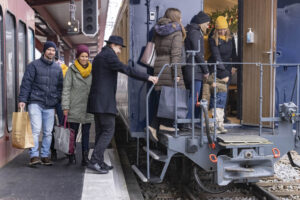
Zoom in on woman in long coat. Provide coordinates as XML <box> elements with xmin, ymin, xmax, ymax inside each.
<box><xmin>148</xmin><ymin>8</ymin><xmax>186</xmax><ymax>141</ymax></box>
<box><xmin>61</xmin><ymin>45</ymin><xmax>93</xmax><ymax>165</ymax></box>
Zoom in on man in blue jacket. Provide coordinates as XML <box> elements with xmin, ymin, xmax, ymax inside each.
<box><xmin>87</xmin><ymin>36</ymin><xmax>158</xmax><ymax>173</ymax></box>
<box><xmin>19</xmin><ymin>41</ymin><xmax>63</xmax><ymax>166</ymax></box>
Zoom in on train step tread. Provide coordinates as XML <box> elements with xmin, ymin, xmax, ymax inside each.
<box><xmin>217</xmin><ymin>135</ymin><xmax>273</xmax><ymax>146</ymax></box>
<box><xmin>131</xmin><ymin>165</ymin><xmax>161</xmax><ymax>183</ymax></box>
<box><xmin>142</xmin><ymin>146</ymin><xmax>168</xmax><ymax>162</ymax></box>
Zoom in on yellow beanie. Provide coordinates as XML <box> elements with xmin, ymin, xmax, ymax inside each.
<box><xmin>215</xmin><ymin>16</ymin><xmax>228</xmax><ymax>29</ymax></box>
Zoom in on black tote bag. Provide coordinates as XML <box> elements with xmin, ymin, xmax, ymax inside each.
<box><xmin>157</xmin><ymin>86</ymin><xmax>189</xmax><ymax>119</ymax></box>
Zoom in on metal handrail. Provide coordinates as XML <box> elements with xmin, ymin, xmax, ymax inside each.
<box><xmin>146</xmin><ymin>63</ymin><xmax>170</xmax><ymax>179</ymax></box>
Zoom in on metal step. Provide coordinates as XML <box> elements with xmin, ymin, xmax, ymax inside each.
<box><xmin>131</xmin><ymin>165</ymin><xmax>162</xmax><ymax>183</ymax></box>
<box><xmin>142</xmin><ymin>146</ymin><xmax>168</xmax><ymax>162</ymax></box>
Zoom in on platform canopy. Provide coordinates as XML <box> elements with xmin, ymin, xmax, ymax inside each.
<box><xmin>25</xmin><ymin>0</ymin><xmax>110</xmax><ymax>62</ymax></box>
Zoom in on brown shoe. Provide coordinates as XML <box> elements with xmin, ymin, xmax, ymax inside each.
<box><xmin>41</xmin><ymin>157</ymin><xmax>53</xmax><ymax>166</ymax></box>
<box><xmin>29</xmin><ymin>157</ymin><xmax>41</xmax><ymax>166</ymax></box>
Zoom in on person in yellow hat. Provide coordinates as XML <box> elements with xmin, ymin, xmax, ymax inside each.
<box><xmin>204</xmin><ymin>16</ymin><xmax>238</xmax><ymax>134</ymax></box>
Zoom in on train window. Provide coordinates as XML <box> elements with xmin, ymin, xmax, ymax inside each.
<box><xmin>5</xmin><ymin>12</ymin><xmax>16</xmax><ymax>132</ymax></box>
<box><xmin>18</xmin><ymin>21</ymin><xmax>26</xmax><ymax>87</ymax></box>
<box><xmin>0</xmin><ymin>6</ymin><xmax>3</xmax><ymax>137</ymax></box>
<box><xmin>28</xmin><ymin>28</ymin><xmax>34</xmax><ymax>63</ymax></box>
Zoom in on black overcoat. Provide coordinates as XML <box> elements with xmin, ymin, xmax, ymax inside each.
<box><xmin>183</xmin><ymin>23</ymin><xmax>209</xmax><ymax>85</ymax></box>
<box><xmin>87</xmin><ymin>46</ymin><xmax>149</xmax><ymax>115</ymax></box>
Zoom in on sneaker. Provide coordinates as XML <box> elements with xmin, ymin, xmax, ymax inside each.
<box><xmin>29</xmin><ymin>157</ymin><xmax>41</xmax><ymax>166</ymax></box>
<box><xmin>209</xmin><ymin>126</ymin><xmax>221</xmax><ymax>134</ymax></box>
<box><xmin>217</xmin><ymin>126</ymin><xmax>228</xmax><ymax>134</ymax></box>
<box><xmin>87</xmin><ymin>162</ymin><xmax>108</xmax><ymax>174</ymax></box>
<box><xmin>159</xmin><ymin>125</ymin><xmax>178</xmax><ymax>132</ymax></box>
<box><xmin>41</xmin><ymin>157</ymin><xmax>53</xmax><ymax>166</ymax></box>
<box><xmin>147</xmin><ymin>126</ymin><xmax>158</xmax><ymax>141</ymax></box>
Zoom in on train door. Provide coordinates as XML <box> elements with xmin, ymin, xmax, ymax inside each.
<box><xmin>204</xmin><ymin>0</ymin><xmax>240</xmax><ymax>124</ymax></box>
<box><xmin>275</xmin><ymin>1</ymin><xmax>300</xmax><ymax>116</ymax></box>
<box><xmin>241</xmin><ymin>0</ymin><xmax>277</xmax><ymax>126</ymax></box>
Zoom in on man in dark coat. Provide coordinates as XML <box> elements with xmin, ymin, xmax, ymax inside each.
<box><xmin>87</xmin><ymin>35</ymin><xmax>158</xmax><ymax>174</ymax></box>
<box><xmin>19</xmin><ymin>41</ymin><xmax>63</xmax><ymax>166</ymax></box>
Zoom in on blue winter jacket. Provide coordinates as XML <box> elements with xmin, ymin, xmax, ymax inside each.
<box><xmin>19</xmin><ymin>56</ymin><xmax>63</xmax><ymax>109</ymax></box>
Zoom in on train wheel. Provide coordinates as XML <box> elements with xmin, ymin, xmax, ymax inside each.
<box><xmin>193</xmin><ymin>166</ymin><xmax>231</xmax><ymax>194</ymax></box>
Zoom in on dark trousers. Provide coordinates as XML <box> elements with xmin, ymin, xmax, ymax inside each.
<box><xmin>150</xmin><ymin>90</ymin><xmax>173</xmax><ymax>130</ymax></box>
<box><xmin>90</xmin><ymin>113</ymin><xmax>115</xmax><ymax>164</ymax></box>
<box><xmin>69</xmin><ymin>122</ymin><xmax>91</xmax><ymax>153</ymax></box>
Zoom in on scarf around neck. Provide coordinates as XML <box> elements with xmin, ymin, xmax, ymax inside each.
<box><xmin>74</xmin><ymin>59</ymin><xmax>92</xmax><ymax>78</ymax></box>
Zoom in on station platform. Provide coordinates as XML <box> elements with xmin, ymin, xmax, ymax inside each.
<box><xmin>0</xmin><ymin>147</ymin><xmax>130</xmax><ymax>200</ymax></box>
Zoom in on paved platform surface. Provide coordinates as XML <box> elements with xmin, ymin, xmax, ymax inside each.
<box><xmin>0</xmin><ymin>146</ymin><xmax>130</xmax><ymax>200</ymax></box>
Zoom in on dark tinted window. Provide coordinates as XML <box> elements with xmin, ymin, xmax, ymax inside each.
<box><xmin>18</xmin><ymin>21</ymin><xmax>26</xmax><ymax>87</ymax></box>
<box><xmin>0</xmin><ymin>6</ymin><xmax>3</xmax><ymax>136</ymax></box>
<box><xmin>5</xmin><ymin>12</ymin><xmax>16</xmax><ymax>132</ymax></box>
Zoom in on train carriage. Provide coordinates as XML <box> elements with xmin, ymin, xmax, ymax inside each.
<box><xmin>0</xmin><ymin>0</ymin><xmax>35</xmax><ymax>167</ymax></box>
<box><xmin>113</xmin><ymin>0</ymin><xmax>300</xmax><ymax>192</ymax></box>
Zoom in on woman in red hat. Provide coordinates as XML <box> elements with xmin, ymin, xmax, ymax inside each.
<box><xmin>61</xmin><ymin>44</ymin><xmax>94</xmax><ymax>166</ymax></box>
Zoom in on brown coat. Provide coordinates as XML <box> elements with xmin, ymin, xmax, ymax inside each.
<box><xmin>153</xmin><ymin>18</ymin><xmax>185</xmax><ymax>90</ymax></box>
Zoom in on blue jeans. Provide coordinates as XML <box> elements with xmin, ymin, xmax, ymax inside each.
<box><xmin>186</xmin><ymin>80</ymin><xmax>203</xmax><ymax>119</ymax></box>
<box><xmin>210</xmin><ymin>92</ymin><xmax>227</xmax><ymax>109</ymax></box>
<box><xmin>28</xmin><ymin>104</ymin><xmax>55</xmax><ymax>158</ymax></box>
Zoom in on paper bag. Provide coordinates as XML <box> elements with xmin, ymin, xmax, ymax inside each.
<box><xmin>12</xmin><ymin>111</ymin><xmax>34</xmax><ymax>149</ymax></box>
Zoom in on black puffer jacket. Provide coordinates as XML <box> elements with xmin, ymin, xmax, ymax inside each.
<box><xmin>208</xmin><ymin>30</ymin><xmax>238</xmax><ymax>79</ymax></box>
<box><xmin>183</xmin><ymin>23</ymin><xmax>209</xmax><ymax>86</ymax></box>
<box><xmin>19</xmin><ymin>56</ymin><xmax>63</xmax><ymax>109</ymax></box>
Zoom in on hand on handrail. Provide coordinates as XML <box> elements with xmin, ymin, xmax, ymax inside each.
<box><xmin>148</xmin><ymin>76</ymin><xmax>158</xmax><ymax>85</ymax></box>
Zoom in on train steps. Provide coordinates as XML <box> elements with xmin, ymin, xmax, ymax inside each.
<box><xmin>131</xmin><ymin>146</ymin><xmax>176</xmax><ymax>183</ymax></box>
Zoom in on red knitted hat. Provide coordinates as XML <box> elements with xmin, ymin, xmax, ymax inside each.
<box><xmin>76</xmin><ymin>45</ymin><xmax>89</xmax><ymax>58</ymax></box>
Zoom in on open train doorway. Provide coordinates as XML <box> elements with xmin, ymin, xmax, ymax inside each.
<box><xmin>203</xmin><ymin>0</ymin><xmax>240</xmax><ymax>125</ymax></box>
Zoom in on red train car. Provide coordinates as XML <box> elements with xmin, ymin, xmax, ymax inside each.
<box><xmin>0</xmin><ymin>0</ymin><xmax>35</xmax><ymax>167</ymax></box>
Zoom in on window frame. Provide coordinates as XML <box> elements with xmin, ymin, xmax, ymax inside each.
<box><xmin>27</xmin><ymin>27</ymin><xmax>35</xmax><ymax>64</ymax></box>
<box><xmin>5</xmin><ymin>11</ymin><xmax>17</xmax><ymax>133</ymax></box>
<box><xmin>17</xmin><ymin>20</ymin><xmax>27</xmax><ymax>88</ymax></box>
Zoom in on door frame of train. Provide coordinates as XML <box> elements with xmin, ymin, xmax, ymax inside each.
<box><xmin>241</xmin><ymin>0</ymin><xmax>277</xmax><ymax>126</ymax></box>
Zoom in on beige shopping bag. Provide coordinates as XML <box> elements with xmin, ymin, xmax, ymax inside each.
<box><xmin>12</xmin><ymin>109</ymin><xmax>34</xmax><ymax>149</ymax></box>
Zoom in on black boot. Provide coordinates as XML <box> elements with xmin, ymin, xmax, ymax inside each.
<box><xmin>51</xmin><ymin>150</ymin><xmax>57</xmax><ymax>161</ymax></box>
<box><xmin>68</xmin><ymin>154</ymin><xmax>76</xmax><ymax>164</ymax></box>
<box><xmin>81</xmin><ymin>151</ymin><xmax>89</xmax><ymax>166</ymax></box>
